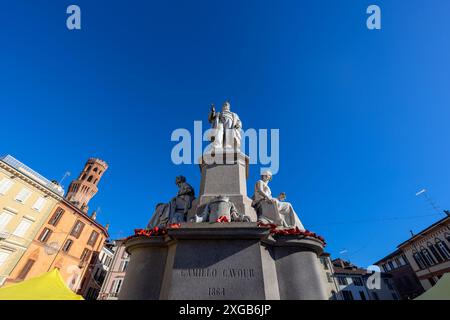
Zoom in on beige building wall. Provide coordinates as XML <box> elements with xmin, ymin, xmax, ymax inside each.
<box><xmin>0</xmin><ymin>156</ymin><xmax>63</xmax><ymax>285</ymax></box>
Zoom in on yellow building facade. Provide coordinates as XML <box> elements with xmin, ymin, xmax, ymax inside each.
<box><xmin>0</xmin><ymin>155</ymin><xmax>64</xmax><ymax>285</ymax></box>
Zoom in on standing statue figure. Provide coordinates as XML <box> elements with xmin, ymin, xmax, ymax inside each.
<box><xmin>208</xmin><ymin>100</ymin><xmax>242</xmax><ymax>150</ymax></box>
<box><xmin>147</xmin><ymin>176</ymin><xmax>195</xmax><ymax>228</ymax></box>
<box><xmin>252</xmin><ymin>171</ymin><xmax>305</xmax><ymax>230</ymax></box>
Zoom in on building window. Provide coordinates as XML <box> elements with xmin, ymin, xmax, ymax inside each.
<box><xmin>12</xmin><ymin>218</ymin><xmax>32</xmax><ymax>237</ymax></box>
<box><xmin>15</xmin><ymin>188</ymin><xmax>32</xmax><ymax>204</ymax></box>
<box><xmin>48</xmin><ymin>207</ymin><xmax>64</xmax><ymax>226</ymax></box>
<box><xmin>428</xmin><ymin>242</ymin><xmax>443</xmax><ymax>263</ymax></box>
<box><xmin>320</xmin><ymin>258</ymin><xmax>329</xmax><ymax>270</ymax></box>
<box><xmin>413</xmin><ymin>252</ymin><xmax>426</xmax><ymax>269</ymax></box>
<box><xmin>421</xmin><ymin>248</ymin><xmax>436</xmax><ymax>266</ymax></box>
<box><xmin>0</xmin><ymin>250</ymin><xmax>11</xmax><ymax>267</ymax></box>
<box><xmin>105</xmin><ymin>256</ymin><xmax>112</xmax><ymax>267</ymax></box>
<box><xmin>0</xmin><ymin>178</ymin><xmax>13</xmax><ymax>195</ymax></box>
<box><xmin>359</xmin><ymin>291</ymin><xmax>367</xmax><ymax>300</ymax></box>
<box><xmin>326</xmin><ymin>273</ymin><xmax>333</xmax><ymax>283</ymax></box>
<box><xmin>17</xmin><ymin>259</ymin><xmax>35</xmax><ymax>280</ymax></box>
<box><xmin>435</xmin><ymin>239</ymin><xmax>450</xmax><ymax>260</ymax></box>
<box><xmin>401</xmin><ymin>254</ymin><xmax>410</xmax><ymax>265</ymax></box>
<box><xmin>119</xmin><ymin>260</ymin><xmax>129</xmax><ymax>272</ymax></box>
<box><xmin>388</xmin><ymin>261</ymin><xmax>395</xmax><ymax>270</ymax></box>
<box><xmin>372</xmin><ymin>292</ymin><xmax>380</xmax><ymax>300</ymax></box>
<box><xmin>32</xmin><ymin>197</ymin><xmax>47</xmax><ymax>212</ymax></box>
<box><xmin>337</xmin><ymin>277</ymin><xmax>348</xmax><ymax>286</ymax></box>
<box><xmin>70</xmin><ymin>220</ymin><xmax>85</xmax><ymax>238</ymax></box>
<box><xmin>87</xmin><ymin>231</ymin><xmax>99</xmax><ymax>247</ymax></box>
<box><xmin>38</xmin><ymin>228</ymin><xmax>53</xmax><ymax>243</ymax></box>
<box><xmin>62</xmin><ymin>239</ymin><xmax>74</xmax><ymax>253</ymax></box>
<box><xmin>0</xmin><ymin>211</ymin><xmax>14</xmax><ymax>231</ymax></box>
<box><xmin>111</xmin><ymin>279</ymin><xmax>123</xmax><ymax>296</ymax></box>
<box><xmin>80</xmin><ymin>248</ymin><xmax>91</xmax><ymax>263</ymax></box>
<box><xmin>445</xmin><ymin>232</ymin><xmax>450</xmax><ymax>244</ymax></box>
<box><xmin>342</xmin><ymin>290</ymin><xmax>354</xmax><ymax>300</ymax></box>
<box><xmin>352</xmin><ymin>277</ymin><xmax>363</xmax><ymax>286</ymax></box>
<box><xmin>87</xmin><ymin>176</ymin><xmax>93</xmax><ymax>182</ymax></box>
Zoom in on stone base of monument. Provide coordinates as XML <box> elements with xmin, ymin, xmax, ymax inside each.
<box><xmin>118</xmin><ymin>223</ymin><xmax>329</xmax><ymax>300</ymax></box>
<box><xmin>187</xmin><ymin>150</ymin><xmax>257</xmax><ymax>222</ymax></box>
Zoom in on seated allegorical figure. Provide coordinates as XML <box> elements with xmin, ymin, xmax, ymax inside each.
<box><xmin>251</xmin><ymin>170</ymin><xmax>305</xmax><ymax>230</ymax></box>
<box><xmin>147</xmin><ymin>175</ymin><xmax>195</xmax><ymax>228</ymax></box>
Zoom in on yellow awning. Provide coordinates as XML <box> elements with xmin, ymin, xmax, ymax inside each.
<box><xmin>0</xmin><ymin>269</ymin><xmax>84</xmax><ymax>300</ymax></box>
<box><xmin>415</xmin><ymin>273</ymin><xmax>450</xmax><ymax>300</ymax></box>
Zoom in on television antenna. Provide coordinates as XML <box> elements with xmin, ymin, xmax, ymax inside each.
<box><xmin>59</xmin><ymin>171</ymin><xmax>71</xmax><ymax>186</ymax></box>
<box><xmin>415</xmin><ymin>188</ymin><xmax>445</xmax><ymax>215</ymax></box>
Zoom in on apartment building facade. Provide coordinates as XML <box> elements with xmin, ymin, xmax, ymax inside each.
<box><xmin>98</xmin><ymin>239</ymin><xmax>129</xmax><ymax>300</ymax></box>
<box><xmin>0</xmin><ymin>155</ymin><xmax>64</xmax><ymax>285</ymax></box>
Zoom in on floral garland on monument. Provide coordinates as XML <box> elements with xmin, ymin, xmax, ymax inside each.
<box><xmin>257</xmin><ymin>222</ymin><xmax>326</xmax><ymax>245</ymax></box>
<box><xmin>125</xmin><ymin>223</ymin><xmax>181</xmax><ymax>241</ymax></box>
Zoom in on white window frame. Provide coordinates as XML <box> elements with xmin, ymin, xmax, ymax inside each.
<box><xmin>12</xmin><ymin>218</ymin><xmax>33</xmax><ymax>237</ymax></box>
<box><xmin>15</xmin><ymin>188</ymin><xmax>32</xmax><ymax>204</ymax></box>
<box><xmin>32</xmin><ymin>197</ymin><xmax>47</xmax><ymax>212</ymax></box>
<box><xmin>0</xmin><ymin>211</ymin><xmax>15</xmax><ymax>232</ymax></box>
<box><xmin>0</xmin><ymin>178</ymin><xmax>13</xmax><ymax>195</ymax></box>
<box><xmin>437</xmin><ymin>241</ymin><xmax>450</xmax><ymax>259</ymax></box>
<box><xmin>0</xmin><ymin>250</ymin><xmax>12</xmax><ymax>267</ymax></box>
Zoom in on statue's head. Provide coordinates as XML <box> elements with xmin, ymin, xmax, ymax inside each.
<box><xmin>222</xmin><ymin>100</ymin><xmax>231</xmax><ymax>112</ymax></box>
<box><xmin>261</xmin><ymin>170</ymin><xmax>272</xmax><ymax>182</ymax></box>
<box><xmin>175</xmin><ymin>175</ymin><xmax>186</xmax><ymax>186</ymax></box>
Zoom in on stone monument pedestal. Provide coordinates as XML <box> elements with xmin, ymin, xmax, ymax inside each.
<box><xmin>187</xmin><ymin>150</ymin><xmax>257</xmax><ymax>222</ymax></box>
<box><xmin>118</xmin><ymin>223</ymin><xmax>328</xmax><ymax>300</ymax></box>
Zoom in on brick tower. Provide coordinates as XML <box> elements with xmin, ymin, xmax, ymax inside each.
<box><xmin>66</xmin><ymin>158</ymin><xmax>108</xmax><ymax>212</ymax></box>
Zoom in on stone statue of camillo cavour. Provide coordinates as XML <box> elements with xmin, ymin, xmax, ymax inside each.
<box><xmin>208</xmin><ymin>100</ymin><xmax>242</xmax><ymax>149</ymax></box>
<box><xmin>147</xmin><ymin>175</ymin><xmax>195</xmax><ymax>228</ymax></box>
<box><xmin>252</xmin><ymin>170</ymin><xmax>305</xmax><ymax>230</ymax></box>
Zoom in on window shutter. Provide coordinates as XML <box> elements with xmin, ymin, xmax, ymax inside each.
<box><xmin>38</xmin><ymin>228</ymin><xmax>52</xmax><ymax>243</ymax></box>
<box><xmin>13</xmin><ymin>219</ymin><xmax>32</xmax><ymax>237</ymax></box>
<box><xmin>0</xmin><ymin>251</ymin><xmax>11</xmax><ymax>267</ymax></box>
<box><xmin>0</xmin><ymin>179</ymin><xmax>13</xmax><ymax>195</ymax></box>
<box><xmin>49</xmin><ymin>208</ymin><xmax>64</xmax><ymax>226</ymax></box>
<box><xmin>87</xmin><ymin>231</ymin><xmax>99</xmax><ymax>246</ymax></box>
<box><xmin>15</xmin><ymin>188</ymin><xmax>32</xmax><ymax>203</ymax></box>
<box><xmin>32</xmin><ymin>197</ymin><xmax>47</xmax><ymax>212</ymax></box>
<box><xmin>17</xmin><ymin>259</ymin><xmax>35</xmax><ymax>280</ymax></box>
<box><xmin>0</xmin><ymin>212</ymin><xmax>14</xmax><ymax>231</ymax></box>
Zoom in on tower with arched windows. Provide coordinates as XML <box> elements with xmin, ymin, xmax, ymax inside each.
<box><xmin>65</xmin><ymin>158</ymin><xmax>108</xmax><ymax>212</ymax></box>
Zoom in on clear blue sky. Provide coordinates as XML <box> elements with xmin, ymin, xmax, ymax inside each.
<box><xmin>1</xmin><ymin>0</ymin><xmax>449</xmax><ymax>267</ymax></box>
